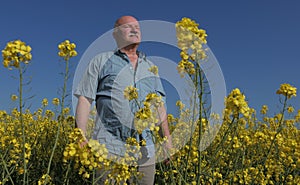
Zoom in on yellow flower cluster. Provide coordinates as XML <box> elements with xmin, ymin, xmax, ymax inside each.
<box><xmin>175</xmin><ymin>100</ymin><xmax>185</xmax><ymax>110</ymax></box>
<box><xmin>38</xmin><ymin>174</ymin><xmax>53</xmax><ymax>185</ymax></box>
<box><xmin>123</xmin><ymin>85</ymin><xmax>138</xmax><ymax>101</ymax></box>
<box><xmin>105</xmin><ymin>159</ymin><xmax>141</xmax><ymax>185</ymax></box>
<box><xmin>2</xmin><ymin>40</ymin><xmax>32</xmax><ymax>69</ymax></box>
<box><xmin>276</xmin><ymin>83</ymin><xmax>297</xmax><ymax>99</ymax></box>
<box><xmin>63</xmin><ymin>128</ymin><xmax>110</xmax><ymax>179</ymax></box>
<box><xmin>52</xmin><ymin>97</ymin><xmax>60</xmax><ymax>106</ymax></box>
<box><xmin>10</xmin><ymin>94</ymin><xmax>18</xmax><ymax>101</ymax></box>
<box><xmin>104</xmin><ymin>137</ymin><xmax>142</xmax><ymax>184</ymax></box>
<box><xmin>134</xmin><ymin>93</ymin><xmax>163</xmax><ymax>134</ymax></box>
<box><xmin>156</xmin><ymin>84</ymin><xmax>300</xmax><ymax>185</ymax></box>
<box><xmin>58</xmin><ymin>40</ymin><xmax>77</xmax><ymax>61</ymax></box>
<box><xmin>287</xmin><ymin>106</ymin><xmax>294</xmax><ymax>113</ymax></box>
<box><xmin>148</xmin><ymin>65</ymin><xmax>158</xmax><ymax>75</ymax></box>
<box><xmin>145</xmin><ymin>92</ymin><xmax>164</xmax><ymax>108</ymax></box>
<box><xmin>175</xmin><ymin>17</ymin><xmax>207</xmax><ymax>76</ymax></box>
<box><xmin>0</xmin><ymin>100</ymin><xmax>79</xmax><ymax>183</ymax></box>
<box><xmin>134</xmin><ymin>103</ymin><xmax>156</xmax><ymax>134</ymax></box>
<box><xmin>177</xmin><ymin>51</ymin><xmax>196</xmax><ymax>76</ymax></box>
<box><xmin>176</xmin><ymin>17</ymin><xmax>207</xmax><ymax>51</ymax></box>
<box><xmin>225</xmin><ymin>88</ymin><xmax>250</xmax><ymax>118</ymax></box>
<box><xmin>260</xmin><ymin>105</ymin><xmax>268</xmax><ymax>114</ymax></box>
<box><xmin>2</xmin><ymin>33</ymin><xmax>300</xmax><ymax>184</ymax></box>
<box><xmin>42</xmin><ymin>98</ymin><xmax>48</xmax><ymax>106</ymax></box>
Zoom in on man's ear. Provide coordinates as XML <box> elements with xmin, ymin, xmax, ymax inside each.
<box><xmin>112</xmin><ymin>27</ymin><xmax>119</xmax><ymax>40</ymax></box>
<box><xmin>112</xmin><ymin>30</ymin><xmax>117</xmax><ymax>40</ymax></box>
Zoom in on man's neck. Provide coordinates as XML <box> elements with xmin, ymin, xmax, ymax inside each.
<box><xmin>120</xmin><ymin>44</ymin><xmax>139</xmax><ymax>57</ymax></box>
<box><xmin>120</xmin><ymin>44</ymin><xmax>139</xmax><ymax>68</ymax></box>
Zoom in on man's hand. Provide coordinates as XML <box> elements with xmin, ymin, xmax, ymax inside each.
<box><xmin>163</xmin><ymin>138</ymin><xmax>173</xmax><ymax>165</ymax></box>
<box><xmin>79</xmin><ymin>139</ymin><xmax>89</xmax><ymax>148</ymax></box>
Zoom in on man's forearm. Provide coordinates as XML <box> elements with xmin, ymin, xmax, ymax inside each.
<box><xmin>158</xmin><ymin>105</ymin><xmax>172</xmax><ymax>146</ymax></box>
<box><xmin>75</xmin><ymin>95</ymin><xmax>92</xmax><ymax>137</ymax></box>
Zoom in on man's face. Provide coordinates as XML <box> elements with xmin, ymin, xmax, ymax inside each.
<box><xmin>114</xmin><ymin>18</ymin><xmax>141</xmax><ymax>48</ymax></box>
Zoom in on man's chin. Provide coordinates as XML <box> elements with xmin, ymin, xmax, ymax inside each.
<box><xmin>119</xmin><ymin>42</ymin><xmax>140</xmax><ymax>49</ymax></box>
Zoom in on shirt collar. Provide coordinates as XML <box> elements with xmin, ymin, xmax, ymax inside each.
<box><xmin>114</xmin><ymin>49</ymin><xmax>146</xmax><ymax>63</ymax></box>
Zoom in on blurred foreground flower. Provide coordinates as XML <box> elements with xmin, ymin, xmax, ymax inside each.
<box><xmin>2</xmin><ymin>40</ymin><xmax>32</xmax><ymax>69</ymax></box>
<box><xmin>148</xmin><ymin>65</ymin><xmax>158</xmax><ymax>75</ymax></box>
<box><xmin>176</xmin><ymin>17</ymin><xmax>207</xmax><ymax>59</ymax></box>
<box><xmin>175</xmin><ymin>17</ymin><xmax>207</xmax><ymax>76</ymax></box>
<box><xmin>124</xmin><ymin>86</ymin><xmax>138</xmax><ymax>101</ymax></box>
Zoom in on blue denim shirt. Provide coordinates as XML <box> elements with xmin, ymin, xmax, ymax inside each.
<box><xmin>74</xmin><ymin>50</ymin><xmax>166</xmax><ymax>158</ymax></box>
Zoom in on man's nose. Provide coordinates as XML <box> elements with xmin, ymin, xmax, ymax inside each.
<box><xmin>131</xmin><ymin>30</ymin><xmax>138</xmax><ymax>34</ymax></box>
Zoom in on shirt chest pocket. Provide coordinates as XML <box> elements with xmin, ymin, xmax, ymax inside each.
<box><xmin>135</xmin><ymin>77</ymin><xmax>157</xmax><ymax>96</ymax></box>
<box><xmin>98</xmin><ymin>61</ymin><xmax>129</xmax><ymax>91</ymax></box>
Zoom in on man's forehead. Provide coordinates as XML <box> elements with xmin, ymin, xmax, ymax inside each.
<box><xmin>117</xmin><ymin>16</ymin><xmax>139</xmax><ymax>26</ymax></box>
<box><xmin>119</xmin><ymin>21</ymin><xmax>139</xmax><ymax>26</ymax></box>
<box><xmin>120</xmin><ymin>22</ymin><xmax>139</xmax><ymax>26</ymax></box>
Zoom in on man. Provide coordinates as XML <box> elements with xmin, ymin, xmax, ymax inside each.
<box><xmin>74</xmin><ymin>15</ymin><xmax>172</xmax><ymax>184</ymax></box>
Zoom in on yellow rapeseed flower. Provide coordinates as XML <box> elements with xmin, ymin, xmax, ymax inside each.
<box><xmin>2</xmin><ymin>40</ymin><xmax>32</xmax><ymax>69</ymax></box>
<box><xmin>287</xmin><ymin>106</ymin><xmax>294</xmax><ymax>113</ymax></box>
<box><xmin>225</xmin><ymin>88</ymin><xmax>250</xmax><ymax>118</ymax></box>
<box><xmin>148</xmin><ymin>65</ymin><xmax>158</xmax><ymax>75</ymax></box>
<box><xmin>176</xmin><ymin>100</ymin><xmax>185</xmax><ymax>110</ymax></box>
<box><xmin>38</xmin><ymin>174</ymin><xmax>52</xmax><ymax>185</ymax></box>
<box><xmin>123</xmin><ymin>86</ymin><xmax>138</xmax><ymax>100</ymax></box>
<box><xmin>10</xmin><ymin>94</ymin><xmax>18</xmax><ymax>101</ymax></box>
<box><xmin>276</xmin><ymin>83</ymin><xmax>297</xmax><ymax>99</ymax></box>
<box><xmin>145</xmin><ymin>93</ymin><xmax>163</xmax><ymax>107</ymax></box>
<box><xmin>52</xmin><ymin>98</ymin><xmax>60</xmax><ymax>106</ymax></box>
<box><xmin>260</xmin><ymin>105</ymin><xmax>268</xmax><ymax>114</ymax></box>
<box><xmin>58</xmin><ymin>40</ymin><xmax>77</xmax><ymax>61</ymax></box>
<box><xmin>63</xmin><ymin>107</ymin><xmax>70</xmax><ymax>115</ymax></box>
<box><xmin>176</xmin><ymin>17</ymin><xmax>208</xmax><ymax>63</ymax></box>
<box><xmin>42</xmin><ymin>98</ymin><xmax>48</xmax><ymax>106</ymax></box>
<box><xmin>295</xmin><ymin>110</ymin><xmax>300</xmax><ymax>122</ymax></box>
<box><xmin>177</xmin><ymin>59</ymin><xmax>195</xmax><ymax>76</ymax></box>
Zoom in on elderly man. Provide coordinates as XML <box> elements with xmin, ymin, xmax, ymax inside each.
<box><xmin>74</xmin><ymin>15</ymin><xmax>171</xmax><ymax>184</ymax></box>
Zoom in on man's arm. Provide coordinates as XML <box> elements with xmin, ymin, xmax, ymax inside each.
<box><xmin>75</xmin><ymin>95</ymin><xmax>93</xmax><ymax>142</ymax></box>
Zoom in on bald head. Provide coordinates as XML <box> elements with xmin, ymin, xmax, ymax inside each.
<box><xmin>114</xmin><ymin>16</ymin><xmax>139</xmax><ymax>28</ymax></box>
<box><xmin>113</xmin><ymin>16</ymin><xmax>141</xmax><ymax>49</ymax></box>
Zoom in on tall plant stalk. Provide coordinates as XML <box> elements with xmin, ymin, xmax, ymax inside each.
<box><xmin>46</xmin><ymin>58</ymin><xmax>70</xmax><ymax>179</ymax></box>
<box><xmin>45</xmin><ymin>40</ymin><xmax>77</xmax><ymax>183</ymax></box>
<box><xmin>19</xmin><ymin>65</ymin><xmax>27</xmax><ymax>185</ymax></box>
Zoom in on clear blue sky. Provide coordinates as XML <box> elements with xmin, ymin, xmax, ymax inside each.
<box><xmin>1</xmin><ymin>0</ymin><xmax>300</xmax><ymax>116</ymax></box>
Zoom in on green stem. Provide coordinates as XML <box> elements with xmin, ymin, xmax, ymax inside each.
<box><xmin>60</xmin><ymin>59</ymin><xmax>69</xmax><ymax>117</ymax></box>
<box><xmin>196</xmin><ymin>64</ymin><xmax>204</xmax><ymax>184</ymax></box>
<box><xmin>45</xmin><ymin>58</ymin><xmax>69</xmax><ymax>183</ymax></box>
<box><xmin>19</xmin><ymin>66</ymin><xmax>27</xmax><ymax>185</ymax></box>
<box><xmin>0</xmin><ymin>153</ymin><xmax>15</xmax><ymax>185</ymax></box>
<box><xmin>251</xmin><ymin>96</ymin><xmax>288</xmax><ymax>185</ymax></box>
<box><xmin>63</xmin><ymin>162</ymin><xmax>71</xmax><ymax>185</ymax></box>
<box><xmin>183</xmin><ymin>68</ymin><xmax>199</xmax><ymax>182</ymax></box>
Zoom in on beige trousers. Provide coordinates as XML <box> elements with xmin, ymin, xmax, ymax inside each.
<box><xmin>97</xmin><ymin>156</ymin><xmax>155</xmax><ymax>185</ymax></box>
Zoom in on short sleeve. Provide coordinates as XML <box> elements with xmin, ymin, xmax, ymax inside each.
<box><xmin>73</xmin><ymin>57</ymin><xmax>101</xmax><ymax>100</ymax></box>
<box><xmin>155</xmin><ymin>76</ymin><xmax>166</xmax><ymax>103</ymax></box>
